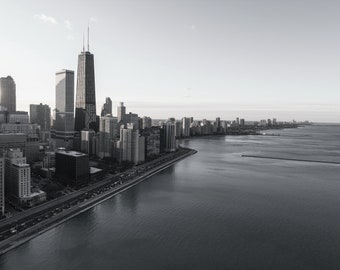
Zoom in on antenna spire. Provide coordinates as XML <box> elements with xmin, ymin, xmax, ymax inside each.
<box><xmin>87</xmin><ymin>24</ymin><xmax>90</xmax><ymax>52</ymax></box>
<box><xmin>82</xmin><ymin>32</ymin><xmax>85</xmax><ymax>52</ymax></box>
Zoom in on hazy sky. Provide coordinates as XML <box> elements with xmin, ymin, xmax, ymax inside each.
<box><xmin>1</xmin><ymin>0</ymin><xmax>339</xmax><ymax>122</ymax></box>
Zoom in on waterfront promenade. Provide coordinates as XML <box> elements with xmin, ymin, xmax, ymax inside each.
<box><xmin>0</xmin><ymin>147</ymin><xmax>197</xmax><ymax>255</ymax></box>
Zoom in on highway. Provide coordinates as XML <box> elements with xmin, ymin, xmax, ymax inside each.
<box><xmin>0</xmin><ymin>148</ymin><xmax>197</xmax><ymax>254</ymax></box>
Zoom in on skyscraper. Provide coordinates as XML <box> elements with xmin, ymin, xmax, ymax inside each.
<box><xmin>100</xmin><ymin>97</ymin><xmax>112</xmax><ymax>116</ymax></box>
<box><xmin>117</xmin><ymin>102</ymin><xmax>126</xmax><ymax>124</ymax></box>
<box><xmin>0</xmin><ymin>76</ymin><xmax>16</xmax><ymax>112</ymax></box>
<box><xmin>74</xmin><ymin>38</ymin><xmax>97</xmax><ymax>132</ymax></box>
<box><xmin>52</xmin><ymin>70</ymin><xmax>75</xmax><ymax>149</ymax></box>
<box><xmin>98</xmin><ymin>115</ymin><xmax>118</xmax><ymax>158</ymax></box>
<box><xmin>30</xmin><ymin>103</ymin><xmax>51</xmax><ymax>131</ymax></box>
<box><xmin>162</xmin><ymin>121</ymin><xmax>176</xmax><ymax>152</ymax></box>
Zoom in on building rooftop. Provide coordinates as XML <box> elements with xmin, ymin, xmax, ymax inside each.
<box><xmin>57</xmin><ymin>150</ymin><xmax>87</xmax><ymax>157</ymax></box>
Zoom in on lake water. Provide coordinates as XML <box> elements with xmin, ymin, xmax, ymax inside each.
<box><xmin>1</xmin><ymin>125</ymin><xmax>340</xmax><ymax>269</ymax></box>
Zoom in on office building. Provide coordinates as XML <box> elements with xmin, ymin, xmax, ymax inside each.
<box><xmin>0</xmin><ymin>111</ymin><xmax>29</xmax><ymax>124</ymax></box>
<box><xmin>74</xmin><ymin>43</ymin><xmax>97</xmax><ymax>131</ymax></box>
<box><xmin>30</xmin><ymin>103</ymin><xmax>51</xmax><ymax>131</ymax></box>
<box><xmin>55</xmin><ymin>150</ymin><xmax>89</xmax><ymax>188</ymax></box>
<box><xmin>0</xmin><ymin>134</ymin><xmax>26</xmax><ymax>157</ymax></box>
<box><xmin>0</xmin><ymin>76</ymin><xmax>16</xmax><ymax>112</ymax></box>
<box><xmin>52</xmin><ymin>69</ymin><xmax>75</xmax><ymax>149</ymax></box>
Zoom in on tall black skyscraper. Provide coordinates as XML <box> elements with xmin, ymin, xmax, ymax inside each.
<box><xmin>74</xmin><ymin>31</ymin><xmax>97</xmax><ymax>132</ymax></box>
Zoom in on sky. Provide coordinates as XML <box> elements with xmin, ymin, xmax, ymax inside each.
<box><xmin>0</xmin><ymin>0</ymin><xmax>339</xmax><ymax>122</ymax></box>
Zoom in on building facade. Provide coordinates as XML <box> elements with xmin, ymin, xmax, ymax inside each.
<box><xmin>162</xmin><ymin>121</ymin><xmax>176</xmax><ymax>152</ymax></box>
<box><xmin>98</xmin><ymin>115</ymin><xmax>118</xmax><ymax>158</ymax></box>
<box><xmin>52</xmin><ymin>69</ymin><xmax>75</xmax><ymax>149</ymax></box>
<box><xmin>30</xmin><ymin>103</ymin><xmax>51</xmax><ymax>131</ymax></box>
<box><xmin>0</xmin><ymin>76</ymin><xmax>16</xmax><ymax>112</ymax></box>
<box><xmin>101</xmin><ymin>97</ymin><xmax>112</xmax><ymax>117</ymax></box>
<box><xmin>117</xmin><ymin>102</ymin><xmax>126</xmax><ymax>124</ymax></box>
<box><xmin>55</xmin><ymin>150</ymin><xmax>89</xmax><ymax>188</ymax></box>
<box><xmin>74</xmin><ymin>50</ymin><xmax>97</xmax><ymax>132</ymax></box>
<box><xmin>5</xmin><ymin>149</ymin><xmax>31</xmax><ymax>203</ymax></box>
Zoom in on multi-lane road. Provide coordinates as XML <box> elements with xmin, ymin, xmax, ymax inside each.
<box><xmin>0</xmin><ymin>148</ymin><xmax>197</xmax><ymax>254</ymax></box>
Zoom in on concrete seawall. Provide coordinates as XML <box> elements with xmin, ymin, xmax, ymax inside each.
<box><xmin>0</xmin><ymin>149</ymin><xmax>197</xmax><ymax>255</ymax></box>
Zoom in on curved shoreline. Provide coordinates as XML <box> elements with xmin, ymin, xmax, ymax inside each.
<box><xmin>0</xmin><ymin>149</ymin><xmax>197</xmax><ymax>255</ymax></box>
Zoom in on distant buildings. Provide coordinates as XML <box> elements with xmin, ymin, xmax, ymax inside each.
<box><xmin>74</xmin><ymin>48</ymin><xmax>97</xmax><ymax>132</ymax></box>
<box><xmin>101</xmin><ymin>97</ymin><xmax>112</xmax><ymax>117</ymax></box>
<box><xmin>142</xmin><ymin>116</ymin><xmax>152</xmax><ymax>129</ymax></box>
<box><xmin>125</xmin><ymin>112</ymin><xmax>139</xmax><ymax>130</ymax></box>
<box><xmin>182</xmin><ymin>117</ymin><xmax>191</xmax><ymax>137</ymax></box>
<box><xmin>0</xmin><ymin>76</ymin><xmax>16</xmax><ymax>112</ymax></box>
<box><xmin>117</xmin><ymin>102</ymin><xmax>126</xmax><ymax>124</ymax></box>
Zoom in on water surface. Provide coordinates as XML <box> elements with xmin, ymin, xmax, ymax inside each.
<box><xmin>1</xmin><ymin>125</ymin><xmax>340</xmax><ymax>269</ymax></box>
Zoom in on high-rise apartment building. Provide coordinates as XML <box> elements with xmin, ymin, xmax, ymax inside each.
<box><xmin>0</xmin><ymin>76</ymin><xmax>16</xmax><ymax>112</ymax></box>
<box><xmin>74</xmin><ymin>46</ymin><xmax>97</xmax><ymax>131</ymax></box>
<box><xmin>182</xmin><ymin>117</ymin><xmax>191</xmax><ymax>137</ymax></box>
<box><xmin>125</xmin><ymin>112</ymin><xmax>139</xmax><ymax>130</ymax></box>
<box><xmin>117</xmin><ymin>102</ymin><xmax>126</xmax><ymax>124</ymax></box>
<box><xmin>5</xmin><ymin>149</ymin><xmax>31</xmax><ymax>203</ymax></box>
<box><xmin>52</xmin><ymin>69</ymin><xmax>75</xmax><ymax>149</ymax></box>
<box><xmin>162</xmin><ymin>121</ymin><xmax>176</xmax><ymax>152</ymax></box>
<box><xmin>30</xmin><ymin>103</ymin><xmax>51</xmax><ymax>131</ymax></box>
<box><xmin>142</xmin><ymin>116</ymin><xmax>152</xmax><ymax>129</ymax></box>
<box><xmin>98</xmin><ymin>115</ymin><xmax>118</xmax><ymax>158</ymax></box>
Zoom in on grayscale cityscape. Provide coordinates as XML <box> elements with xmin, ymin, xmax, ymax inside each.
<box><xmin>0</xmin><ymin>1</ymin><xmax>339</xmax><ymax>269</ymax></box>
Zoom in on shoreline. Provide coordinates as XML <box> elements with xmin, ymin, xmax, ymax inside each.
<box><xmin>0</xmin><ymin>148</ymin><xmax>197</xmax><ymax>255</ymax></box>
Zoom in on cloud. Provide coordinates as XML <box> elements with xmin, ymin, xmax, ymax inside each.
<box><xmin>64</xmin><ymin>19</ymin><xmax>72</xmax><ymax>30</ymax></box>
<box><xmin>34</xmin><ymin>14</ymin><xmax>58</xmax><ymax>24</ymax></box>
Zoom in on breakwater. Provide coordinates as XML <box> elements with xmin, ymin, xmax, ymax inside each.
<box><xmin>242</xmin><ymin>155</ymin><xmax>340</xmax><ymax>165</ymax></box>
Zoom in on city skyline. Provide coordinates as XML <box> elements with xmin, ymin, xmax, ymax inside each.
<box><xmin>0</xmin><ymin>0</ymin><xmax>339</xmax><ymax>122</ymax></box>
